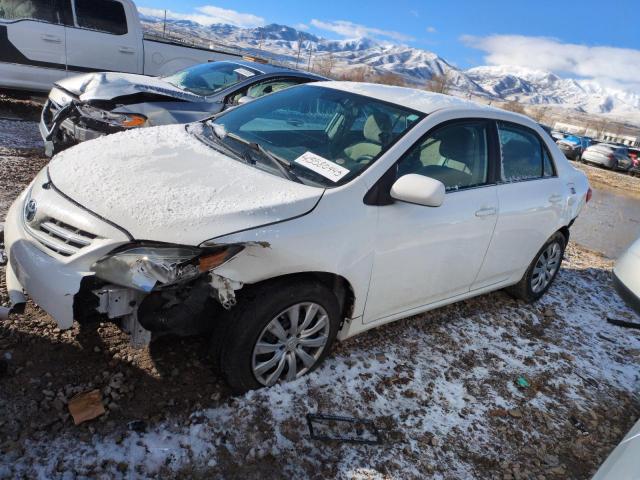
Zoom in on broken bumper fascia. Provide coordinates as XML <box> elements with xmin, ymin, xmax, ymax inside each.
<box><xmin>39</xmin><ymin>100</ymin><xmax>119</xmax><ymax>157</ymax></box>
<box><xmin>4</xmin><ymin>196</ymin><xmax>91</xmax><ymax>328</ymax></box>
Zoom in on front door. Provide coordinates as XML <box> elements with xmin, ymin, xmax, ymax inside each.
<box><xmin>0</xmin><ymin>0</ymin><xmax>67</xmax><ymax>90</ymax></box>
<box><xmin>364</xmin><ymin>119</ymin><xmax>499</xmax><ymax>323</ymax></box>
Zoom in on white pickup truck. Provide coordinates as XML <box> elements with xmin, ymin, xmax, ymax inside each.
<box><xmin>0</xmin><ymin>0</ymin><xmax>241</xmax><ymax>92</ymax></box>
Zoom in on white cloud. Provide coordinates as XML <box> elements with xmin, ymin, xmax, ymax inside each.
<box><xmin>294</xmin><ymin>23</ymin><xmax>310</xmax><ymax>31</ymax></box>
<box><xmin>426</xmin><ymin>26</ymin><xmax>437</xmax><ymax>33</ymax></box>
<box><xmin>462</xmin><ymin>34</ymin><xmax>640</xmax><ymax>93</ymax></box>
<box><xmin>409</xmin><ymin>10</ymin><xmax>419</xmax><ymax>18</ymax></box>
<box><xmin>310</xmin><ymin>19</ymin><xmax>414</xmax><ymax>42</ymax></box>
<box><xmin>138</xmin><ymin>5</ymin><xmax>265</xmax><ymax>28</ymax></box>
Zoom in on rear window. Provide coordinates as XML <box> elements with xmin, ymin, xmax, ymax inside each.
<box><xmin>0</xmin><ymin>0</ymin><xmax>57</xmax><ymax>23</ymax></box>
<box><xmin>74</xmin><ymin>0</ymin><xmax>127</xmax><ymax>35</ymax></box>
<box><xmin>498</xmin><ymin>121</ymin><xmax>555</xmax><ymax>181</ymax></box>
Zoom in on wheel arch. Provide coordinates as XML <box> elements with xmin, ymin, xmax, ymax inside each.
<box><xmin>246</xmin><ymin>271</ymin><xmax>356</xmax><ymax>321</ymax></box>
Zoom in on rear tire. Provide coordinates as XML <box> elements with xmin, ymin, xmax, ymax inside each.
<box><xmin>211</xmin><ymin>278</ymin><xmax>341</xmax><ymax>394</ymax></box>
<box><xmin>505</xmin><ymin>232</ymin><xmax>566</xmax><ymax>303</ymax></box>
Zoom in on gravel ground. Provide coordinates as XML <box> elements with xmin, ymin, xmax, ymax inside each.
<box><xmin>1</xmin><ymin>118</ymin><xmax>639</xmax><ymax>479</ymax></box>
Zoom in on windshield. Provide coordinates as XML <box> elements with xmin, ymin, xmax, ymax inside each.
<box><xmin>163</xmin><ymin>62</ymin><xmax>261</xmax><ymax>96</ymax></box>
<box><xmin>192</xmin><ymin>85</ymin><xmax>423</xmax><ymax>187</ymax></box>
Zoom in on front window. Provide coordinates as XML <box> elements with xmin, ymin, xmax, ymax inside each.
<box><xmin>164</xmin><ymin>62</ymin><xmax>261</xmax><ymax>97</ymax></box>
<box><xmin>192</xmin><ymin>85</ymin><xmax>423</xmax><ymax>187</ymax></box>
<box><xmin>395</xmin><ymin>120</ymin><xmax>490</xmax><ymax>192</ymax></box>
<box><xmin>0</xmin><ymin>0</ymin><xmax>57</xmax><ymax>23</ymax></box>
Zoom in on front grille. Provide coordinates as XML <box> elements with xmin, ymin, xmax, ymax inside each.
<box><xmin>28</xmin><ymin>217</ymin><xmax>98</xmax><ymax>257</ymax></box>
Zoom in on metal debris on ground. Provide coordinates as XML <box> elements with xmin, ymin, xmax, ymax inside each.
<box><xmin>68</xmin><ymin>389</ymin><xmax>106</xmax><ymax>425</ymax></box>
<box><xmin>127</xmin><ymin>420</ymin><xmax>147</xmax><ymax>432</ymax></box>
<box><xmin>306</xmin><ymin>413</ymin><xmax>382</xmax><ymax>445</ymax></box>
<box><xmin>607</xmin><ymin>317</ymin><xmax>640</xmax><ymax>330</ymax></box>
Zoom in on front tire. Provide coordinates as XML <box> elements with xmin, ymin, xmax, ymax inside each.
<box><xmin>212</xmin><ymin>278</ymin><xmax>341</xmax><ymax>393</ymax></box>
<box><xmin>505</xmin><ymin>232</ymin><xmax>566</xmax><ymax>303</ymax></box>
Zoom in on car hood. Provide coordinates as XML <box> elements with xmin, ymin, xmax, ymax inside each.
<box><xmin>55</xmin><ymin>72</ymin><xmax>203</xmax><ymax>103</ymax></box>
<box><xmin>47</xmin><ymin>124</ymin><xmax>324</xmax><ymax>245</ymax></box>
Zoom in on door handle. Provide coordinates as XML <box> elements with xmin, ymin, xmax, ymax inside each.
<box><xmin>119</xmin><ymin>47</ymin><xmax>135</xmax><ymax>54</ymax></box>
<box><xmin>475</xmin><ymin>207</ymin><xmax>497</xmax><ymax>218</ymax></box>
<box><xmin>41</xmin><ymin>34</ymin><xmax>62</xmax><ymax>43</ymax></box>
<box><xmin>549</xmin><ymin>194</ymin><xmax>563</xmax><ymax>204</ymax></box>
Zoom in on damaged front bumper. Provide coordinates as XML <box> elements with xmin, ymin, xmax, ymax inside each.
<box><xmin>39</xmin><ymin>99</ymin><xmax>127</xmax><ymax>157</ymax></box>
<box><xmin>4</xmin><ymin>195</ymin><xmax>91</xmax><ymax>328</ymax></box>
<box><xmin>4</xmin><ymin>186</ymin><xmax>246</xmax><ymax>346</ymax></box>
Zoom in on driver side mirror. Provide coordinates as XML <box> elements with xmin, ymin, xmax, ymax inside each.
<box><xmin>237</xmin><ymin>96</ymin><xmax>255</xmax><ymax>106</ymax></box>
<box><xmin>390</xmin><ymin>174</ymin><xmax>445</xmax><ymax>207</ymax></box>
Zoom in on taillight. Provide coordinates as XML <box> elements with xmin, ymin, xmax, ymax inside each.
<box><xmin>608</xmin><ymin>153</ymin><xmax>615</xmax><ymax>161</ymax></box>
<box><xmin>586</xmin><ymin>187</ymin><xmax>593</xmax><ymax>203</ymax></box>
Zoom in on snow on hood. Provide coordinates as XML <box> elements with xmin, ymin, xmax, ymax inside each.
<box><xmin>55</xmin><ymin>72</ymin><xmax>202</xmax><ymax>103</ymax></box>
<box><xmin>47</xmin><ymin>125</ymin><xmax>324</xmax><ymax>245</ymax></box>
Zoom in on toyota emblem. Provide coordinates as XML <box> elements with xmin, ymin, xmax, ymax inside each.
<box><xmin>24</xmin><ymin>199</ymin><xmax>37</xmax><ymax>222</ymax></box>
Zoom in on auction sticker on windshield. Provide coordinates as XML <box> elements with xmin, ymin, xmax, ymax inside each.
<box><xmin>295</xmin><ymin>152</ymin><xmax>350</xmax><ymax>182</ymax></box>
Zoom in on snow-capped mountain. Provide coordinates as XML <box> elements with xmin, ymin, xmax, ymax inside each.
<box><xmin>140</xmin><ymin>15</ymin><xmax>640</xmax><ymax>122</ymax></box>
<box><xmin>467</xmin><ymin>65</ymin><xmax>640</xmax><ymax>121</ymax></box>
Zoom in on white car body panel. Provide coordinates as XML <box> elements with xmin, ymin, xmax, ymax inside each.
<box><xmin>4</xmin><ymin>82</ymin><xmax>590</xmax><ymax>342</ymax></box>
<box><xmin>592</xmin><ymin>417</ymin><xmax>640</xmax><ymax>480</ymax></box>
<box><xmin>47</xmin><ymin>125</ymin><xmax>324</xmax><ymax>245</ymax></box>
<box><xmin>614</xmin><ymin>237</ymin><xmax>640</xmax><ymax>313</ymax></box>
<box><xmin>0</xmin><ymin>0</ymin><xmax>241</xmax><ymax>92</ymax></box>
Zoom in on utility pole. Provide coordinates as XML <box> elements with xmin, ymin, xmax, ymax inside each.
<box><xmin>295</xmin><ymin>35</ymin><xmax>302</xmax><ymax>69</ymax></box>
<box><xmin>307</xmin><ymin>45</ymin><xmax>313</xmax><ymax>71</ymax></box>
<box><xmin>163</xmin><ymin>9</ymin><xmax>167</xmax><ymax>38</ymax></box>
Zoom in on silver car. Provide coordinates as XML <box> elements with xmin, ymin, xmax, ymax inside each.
<box><xmin>581</xmin><ymin>143</ymin><xmax>631</xmax><ymax>170</ymax></box>
<box><xmin>39</xmin><ymin>60</ymin><xmax>325</xmax><ymax>156</ymax></box>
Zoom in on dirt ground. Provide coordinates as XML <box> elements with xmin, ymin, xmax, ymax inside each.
<box><xmin>1</xmin><ymin>106</ymin><xmax>640</xmax><ymax>479</ymax></box>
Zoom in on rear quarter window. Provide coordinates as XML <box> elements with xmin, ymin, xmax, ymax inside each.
<box><xmin>74</xmin><ymin>0</ymin><xmax>127</xmax><ymax>35</ymax></box>
<box><xmin>0</xmin><ymin>0</ymin><xmax>57</xmax><ymax>23</ymax></box>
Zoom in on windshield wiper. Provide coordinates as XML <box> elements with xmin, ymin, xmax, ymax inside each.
<box><xmin>202</xmin><ymin>123</ymin><xmax>246</xmax><ymax>162</ymax></box>
<box><xmin>223</xmin><ymin>131</ymin><xmax>302</xmax><ymax>184</ymax></box>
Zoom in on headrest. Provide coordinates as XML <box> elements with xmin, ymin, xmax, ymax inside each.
<box><xmin>363</xmin><ymin>111</ymin><xmax>392</xmax><ymax>144</ymax></box>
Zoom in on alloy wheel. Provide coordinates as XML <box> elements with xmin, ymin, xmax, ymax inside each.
<box><xmin>251</xmin><ymin>302</ymin><xmax>330</xmax><ymax>386</ymax></box>
<box><xmin>531</xmin><ymin>242</ymin><xmax>562</xmax><ymax>293</ymax></box>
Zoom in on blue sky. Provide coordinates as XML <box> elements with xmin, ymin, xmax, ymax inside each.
<box><xmin>137</xmin><ymin>0</ymin><xmax>640</xmax><ymax>91</ymax></box>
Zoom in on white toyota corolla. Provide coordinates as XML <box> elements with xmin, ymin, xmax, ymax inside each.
<box><xmin>4</xmin><ymin>82</ymin><xmax>590</xmax><ymax>392</ymax></box>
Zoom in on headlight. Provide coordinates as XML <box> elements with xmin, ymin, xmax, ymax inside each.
<box><xmin>77</xmin><ymin>104</ymin><xmax>146</xmax><ymax>128</ymax></box>
<box><xmin>91</xmin><ymin>245</ymin><xmax>242</xmax><ymax>292</ymax></box>
<box><xmin>49</xmin><ymin>87</ymin><xmax>73</xmax><ymax>106</ymax></box>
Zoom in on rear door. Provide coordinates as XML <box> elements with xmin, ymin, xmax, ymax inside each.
<box><xmin>64</xmin><ymin>0</ymin><xmax>140</xmax><ymax>74</ymax></box>
<box><xmin>0</xmin><ymin>0</ymin><xmax>67</xmax><ymax>91</ymax></box>
<box><xmin>472</xmin><ymin>121</ymin><xmax>565</xmax><ymax>290</ymax></box>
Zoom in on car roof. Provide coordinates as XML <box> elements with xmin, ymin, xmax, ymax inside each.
<box><xmin>221</xmin><ymin>59</ymin><xmax>326</xmax><ymax>80</ymax></box>
<box><xmin>311</xmin><ymin>81</ymin><xmax>500</xmax><ymax>115</ymax></box>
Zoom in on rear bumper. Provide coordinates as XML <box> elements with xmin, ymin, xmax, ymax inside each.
<box><xmin>614</xmin><ymin>246</ymin><xmax>640</xmax><ymax>315</ymax></box>
<box><xmin>613</xmin><ymin>274</ymin><xmax>640</xmax><ymax>315</ymax></box>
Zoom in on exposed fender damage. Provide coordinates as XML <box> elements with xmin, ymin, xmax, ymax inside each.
<box><xmin>84</xmin><ymin>242</ymin><xmax>266</xmax><ymax>346</ymax></box>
